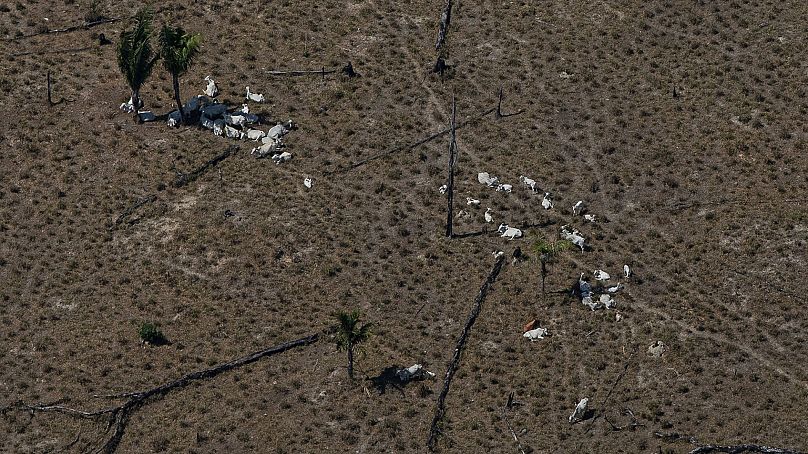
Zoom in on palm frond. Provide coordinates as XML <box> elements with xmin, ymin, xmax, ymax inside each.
<box><xmin>160</xmin><ymin>25</ymin><xmax>202</xmax><ymax>76</ymax></box>
<box><xmin>117</xmin><ymin>7</ymin><xmax>157</xmax><ymax>92</ymax></box>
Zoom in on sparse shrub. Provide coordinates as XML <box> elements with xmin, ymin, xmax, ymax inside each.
<box><xmin>138</xmin><ymin>321</ymin><xmax>167</xmax><ymax>345</ymax></box>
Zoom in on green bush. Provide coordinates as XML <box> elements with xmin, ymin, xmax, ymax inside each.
<box><xmin>138</xmin><ymin>322</ymin><xmax>167</xmax><ymax>345</ymax></box>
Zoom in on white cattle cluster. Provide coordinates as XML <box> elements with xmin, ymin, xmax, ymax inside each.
<box><xmin>119</xmin><ymin>77</ymin><xmax>297</xmax><ymax>164</ymax></box>
<box><xmin>577</xmin><ymin>267</ymin><xmax>631</xmax><ymax>311</ymax></box>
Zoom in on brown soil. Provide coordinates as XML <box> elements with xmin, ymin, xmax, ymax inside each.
<box><xmin>1</xmin><ymin>0</ymin><xmax>807</xmax><ymax>453</ymax></box>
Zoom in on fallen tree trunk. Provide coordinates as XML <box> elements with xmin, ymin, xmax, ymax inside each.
<box><xmin>109</xmin><ymin>194</ymin><xmax>156</xmax><ymax>230</ymax></box>
<box><xmin>8</xmin><ymin>334</ymin><xmax>319</xmax><ymax>453</ymax></box>
<box><xmin>342</xmin><ymin>106</ymin><xmax>495</xmax><ymax>172</ymax></box>
<box><xmin>427</xmin><ymin>253</ymin><xmax>506</xmax><ymax>451</ymax></box>
<box><xmin>689</xmin><ymin>445</ymin><xmax>803</xmax><ymax>454</ymax></box>
<box><xmin>174</xmin><ymin>145</ymin><xmax>237</xmax><ymax>188</ymax></box>
<box><xmin>435</xmin><ymin>0</ymin><xmax>452</xmax><ymax>51</ymax></box>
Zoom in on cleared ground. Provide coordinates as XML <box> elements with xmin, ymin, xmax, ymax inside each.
<box><xmin>1</xmin><ymin>0</ymin><xmax>807</xmax><ymax>452</ymax></box>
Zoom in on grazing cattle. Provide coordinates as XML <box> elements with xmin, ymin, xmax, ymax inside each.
<box><xmin>561</xmin><ymin>225</ymin><xmax>586</xmax><ymax>252</ymax></box>
<box><xmin>224</xmin><ymin>125</ymin><xmax>243</xmax><ymax>139</ymax></box>
<box><xmin>213</xmin><ymin>119</ymin><xmax>225</xmax><ymax>136</ymax></box>
<box><xmin>484</xmin><ymin>208</ymin><xmax>494</xmax><ymax>223</ymax></box>
<box><xmin>624</xmin><ymin>264</ymin><xmax>631</xmax><ymax>278</ymax></box>
<box><xmin>519</xmin><ymin>175</ymin><xmax>538</xmax><ymax>192</ymax></box>
<box><xmin>593</xmin><ymin>270</ymin><xmax>610</xmax><ymax>281</ymax></box>
<box><xmin>578</xmin><ymin>273</ymin><xmax>592</xmax><ymax>298</ymax></box>
<box><xmin>439</xmin><ymin>184</ymin><xmax>448</xmax><ymax>194</ymax></box>
<box><xmin>523</xmin><ymin>327</ymin><xmax>548</xmax><ymax>341</ymax></box>
<box><xmin>304</xmin><ymin>177</ymin><xmax>313</xmax><ymax>189</ymax></box>
<box><xmin>496</xmin><ymin>183</ymin><xmax>513</xmax><ymax>193</ymax></box>
<box><xmin>245</xmin><ymin>86</ymin><xmax>265</xmax><ymax>103</ymax></box>
<box><xmin>572</xmin><ymin>200</ymin><xmax>585</xmax><ymax>216</ymax></box>
<box><xmin>224</xmin><ymin>112</ymin><xmax>248</xmax><ymax>128</ymax></box>
<box><xmin>167</xmin><ymin>110</ymin><xmax>181</xmax><ymax>128</ymax></box>
<box><xmin>542</xmin><ymin>192</ymin><xmax>554</xmax><ymax>210</ymax></box>
<box><xmin>569</xmin><ymin>398</ymin><xmax>589</xmax><ymax>423</ymax></box>
<box><xmin>200</xmin><ymin>116</ymin><xmax>215</xmax><ymax>130</ymax></box>
<box><xmin>204</xmin><ymin>75</ymin><xmax>219</xmax><ymax>98</ymax></box>
<box><xmin>251</xmin><ymin>141</ymin><xmax>282</xmax><ymax>158</ymax></box>
<box><xmin>498</xmin><ymin>223</ymin><xmax>523</xmax><ymax>240</ymax></box>
<box><xmin>271</xmin><ymin>151</ymin><xmax>292</xmax><ymax>164</ymax></box>
<box><xmin>605</xmin><ymin>283</ymin><xmax>623</xmax><ymax>293</ymax></box>
<box><xmin>396</xmin><ymin>364</ymin><xmax>435</xmax><ymax>383</ymax></box>
<box><xmin>267</xmin><ymin>122</ymin><xmax>293</xmax><ymax>140</ymax></box>
<box><xmin>466</xmin><ymin>197</ymin><xmax>480</xmax><ymax>206</ymax></box>
<box><xmin>246</xmin><ymin>129</ymin><xmax>266</xmax><ymax>141</ymax></box>
<box><xmin>119</xmin><ymin>96</ymin><xmax>143</xmax><ymax>113</ymax></box>
<box><xmin>584</xmin><ymin>214</ymin><xmax>596</xmax><ymax>223</ymax></box>
<box><xmin>477</xmin><ymin>172</ymin><xmax>499</xmax><ymax>187</ymax></box>
<box><xmin>599</xmin><ymin>294</ymin><xmax>615</xmax><ymax>309</ymax></box>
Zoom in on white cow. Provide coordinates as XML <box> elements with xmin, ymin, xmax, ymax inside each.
<box><xmin>523</xmin><ymin>327</ymin><xmax>548</xmax><ymax>341</ymax></box>
<box><xmin>213</xmin><ymin>119</ymin><xmax>225</xmax><ymax>136</ymax></box>
<box><xmin>224</xmin><ymin>113</ymin><xmax>247</xmax><ymax>128</ymax></box>
<box><xmin>200</xmin><ymin>116</ymin><xmax>215</xmax><ymax>130</ymax></box>
<box><xmin>304</xmin><ymin>177</ymin><xmax>313</xmax><ymax>189</ymax></box>
<box><xmin>496</xmin><ymin>183</ymin><xmax>513</xmax><ymax>193</ymax></box>
<box><xmin>498</xmin><ymin>223</ymin><xmax>523</xmax><ymax>240</ymax></box>
<box><xmin>519</xmin><ymin>176</ymin><xmax>538</xmax><ymax>192</ymax></box>
<box><xmin>584</xmin><ymin>214</ymin><xmax>596</xmax><ymax>223</ymax></box>
<box><xmin>561</xmin><ymin>225</ymin><xmax>586</xmax><ymax>252</ymax></box>
<box><xmin>599</xmin><ymin>294</ymin><xmax>615</xmax><ymax>309</ymax></box>
<box><xmin>271</xmin><ymin>151</ymin><xmax>292</xmax><ymax>164</ymax></box>
<box><xmin>593</xmin><ymin>270</ymin><xmax>610</xmax><ymax>281</ymax></box>
<box><xmin>542</xmin><ymin>192</ymin><xmax>553</xmax><ymax>210</ymax></box>
<box><xmin>245</xmin><ymin>86</ymin><xmax>265</xmax><ymax>103</ymax></box>
<box><xmin>569</xmin><ymin>398</ymin><xmax>589</xmax><ymax>423</ymax></box>
<box><xmin>204</xmin><ymin>76</ymin><xmax>219</xmax><ymax>98</ymax></box>
<box><xmin>246</xmin><ymin>129</ymin><xmax>266</xmax><ymax>141</ymax></box>
<box><xmin>484</xmin><ymin>208</ymin><xmax>494</xmax><ymax>223</ymax></box>
<box><xmin>572</xmin><ymin>200</ymin><xmax>585</xmax><ymax>216</ymax></box>
<box><xmin>477</xmin><ymin>172</ymin><xmax>499</xmax><ymax>187</ymax></box>
<box><xmin>396</xmin><ymin>364</ymin><xmax>435</xmax><ymax>383</ymax></box>
<box><xmin>624</xmin><ymin>264</ymin><xmax>631</xmax><ymax>278</ymax></box>
<box><xmin>167</xmin><ymin>110</ymin><xmax>181</xmax><ymax>128</ymax></box>
<box><xmin>466</xmin><ymin>197</ymin><xmax>480</xmax><ymax>206</ymax></box>
<box><xmin>224</xmin><ymin>125</ymin><xmax>243</xmax><ymax>139</ymax></box>
<box><xmin>438</xmin><ymin>185</ymin><xmax>448</xmax><ymax>194</ymax></box>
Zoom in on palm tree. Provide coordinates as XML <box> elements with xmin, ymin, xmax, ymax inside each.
<box><xmin>533</xmin><ymin>238</ymin><xmax>572</xmax><ymax>298</ymax></box>
<box><xmin>117</xmin><ymin>7</ymin><xmax>159</xmax><ymax>123</ymax></box>
<box><xmin>159</xmin><ymin>25</ymin><xmax>201</xmax><ymax>123</ymax></box>
<box><xmin>334</xmin><ymin>309</ymin><xmax>373</xmax><ymax>380</ymax></box>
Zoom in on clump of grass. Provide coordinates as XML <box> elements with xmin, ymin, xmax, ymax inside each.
<box><xmin>138</xmin><ymin>322</ymin><xmax>168</xmax><ymax>346</ymax></box>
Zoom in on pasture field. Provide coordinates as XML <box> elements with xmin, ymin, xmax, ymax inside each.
<box><xmin>1</xmin><ymin>0</ymin><xmax>807</xmax><ymax>452</ymax></box>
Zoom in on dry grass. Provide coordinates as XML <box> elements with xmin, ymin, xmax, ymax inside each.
<box><xmin>1</xmin><ymin>0</ymin><xmax>807</xmax><ymax>452</ymax></box>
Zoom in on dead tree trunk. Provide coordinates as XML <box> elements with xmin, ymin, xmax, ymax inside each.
<box><xmin>495</xmin><ymin>87</ymin><xmax>504</xmax><ymax>119</ymax></box>
<box><xmin>8</xmin><ymin>334</ymin><xmax>319</xmax><ymax>454</ymax></box>
<box><xmin>434</xmin><ymin>0</ymin><xmax>453</xmax><ymax>74</ymax></box>
<box><xmin>689</xmin><ymin>445</ymin><xmax>803</xmax><ymax>454</ymax></box>
<box><xmin>445</xmin><ymin>96</ymin><xmax>457</xmax><ymax>238</ymax></box>
<box><xmin>174</xmin><ymin>145</ymin><xmax>238</xmax><ymax>188</ymax></box>
<box><xmin>427</xmin><ymin>253</ymin><xmax>506</xmax><ymax>451</ymax></box>
<box><xmin>47</xmin><ymin>71</ymin><xmax>53</xmax><ymax>106</ymax></box>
